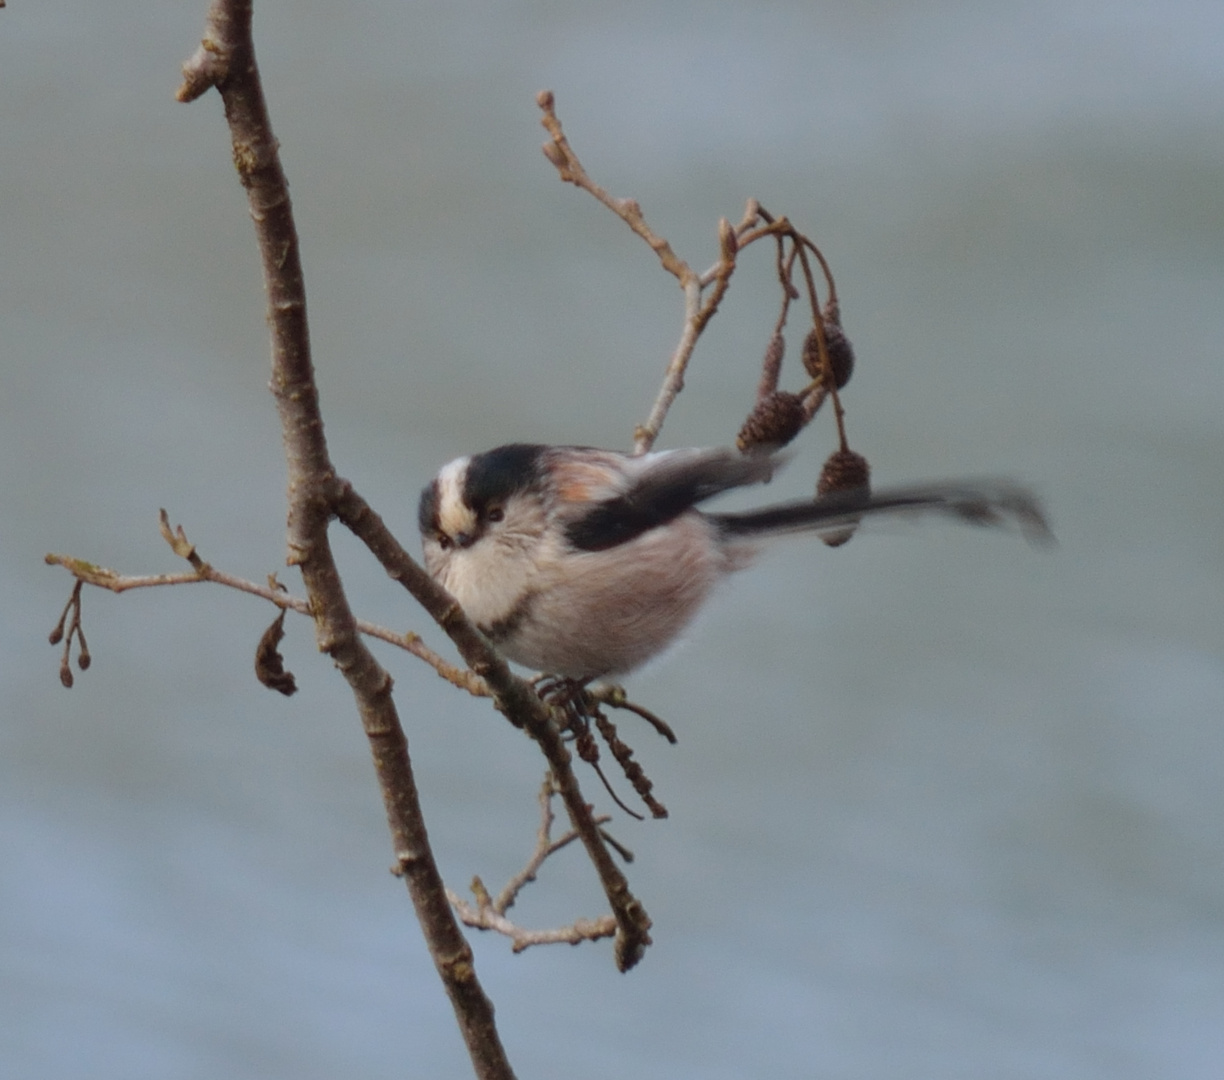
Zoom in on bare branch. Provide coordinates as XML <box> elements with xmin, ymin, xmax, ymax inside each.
<box><xmin>446</xmin><ymin>779</ymin><xmax>620</xmax><ymax>954</ymax></box>
<box><xmin>46</xmin><ymin>541</ymin><xmax>491</xmax><ymax>696</ymax></box>
<box><xmin>45</xmin><ymin>554</ymin><xmax>202</xmax><ymax>594</ymax></box>
<box><xmin>535</xmin><ymin>90</ymin><xmax>728</xmax><ymax>454</ymax></box>
<box><xmin>537</xmin><ymin>96</ymin><xmax>837</xmax><ymax>457</ymax></box>
<box><xmin>447</xmin><ymin>890</ymin><xmax>617</xmax><ymax>953</ymax></box>
<box><xmin>175</xmin><ymin>4</ymin><xmax>516</xmax><ymax>1076</ymax></box>
<box><xmin>632</xmin><ymin>277</ymin><xmax>704</xmax><ymax>454</ymax></box>
<box><xmin>502</xmin><ymin>778</ymin><xmax>571</xmax><ymax>911</ymax></box>
<box><xmin>537</xmin><ymin>90</ymin><xmax>694</xmax><ymax>288</ymax></box>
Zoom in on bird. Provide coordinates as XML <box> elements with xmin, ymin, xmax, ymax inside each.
<box><xmin>418</xmin><ymin>443</ymin><xmax>1049</xmax><ymax>682</ymax></box>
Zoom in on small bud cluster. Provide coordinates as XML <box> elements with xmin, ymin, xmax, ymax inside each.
<box><xmin>49</xmin><ymin>580</ymin><xmax>90</xmax><ymax>688</ymax></box>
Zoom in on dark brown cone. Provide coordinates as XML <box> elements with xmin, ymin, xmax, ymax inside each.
<box><xmin>816</xmin><ymin>448</ymin><xmax>871</xmax><ymax>547</ymax></box>
<box><xmin>736</xmin><ymin>391</ymin><xmax>807</xmax><ymax>452</ymax></box>
<box><xmin>802</xmin><ymin>322</ymin><xmax>855</xmax><ymax>389</ymax></box>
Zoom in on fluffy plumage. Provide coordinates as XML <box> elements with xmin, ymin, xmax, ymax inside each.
<box><xmin>418</xmin><ymin>444</ymin><xmax>1049</xmax><ymax>680</ymax></box>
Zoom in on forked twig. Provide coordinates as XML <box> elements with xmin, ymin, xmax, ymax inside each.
<box><xmin>446</xmin><ymin>778</ymin><xmax>623</xmax><ymax>953</ymax></box>
<box><xmin>46</xmin><ymin>514</ymin><xmax>488</xmax><ymax>697</ymax></box>
<box><xmin>537</xmin><ymin>92</ymin><xmax>847</xmax><ymax>458</ymax></box>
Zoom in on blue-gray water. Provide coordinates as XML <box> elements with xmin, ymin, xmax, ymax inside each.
<box><xmin>3</xmin><ymin>2</ymin><xmax>1223</xmax><ymax>1077</ymax></box>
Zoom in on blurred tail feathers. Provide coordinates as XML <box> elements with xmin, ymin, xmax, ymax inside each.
<box><xmin>710</xmin><ymin>480</ymin><xmax>1053</xmax><ymax>546</ymax></box>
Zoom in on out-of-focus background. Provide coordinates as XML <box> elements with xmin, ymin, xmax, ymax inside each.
<box><xmin>3</xmin><ymin>2</ymin><xmax>1223</xmax><ymax>1077</ymax></box>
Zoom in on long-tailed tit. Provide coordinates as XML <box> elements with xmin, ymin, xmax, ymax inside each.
<box><xmin>418</xmin><ymin>443</ymin><xmax>1049</xmax><ymax>681</ymax></box>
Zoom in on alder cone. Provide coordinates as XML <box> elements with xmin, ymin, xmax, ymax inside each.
<box><xmin>816</xmin><ymin>448</ymin><xmax>871</xmax><ymax>547</ymax></box>
<box><xmin>736</xmin><ymin>391</ymin><xmax>807</xmax><ymax>452</ymax></box>
<box><xmin>801</xmin><ymin>322</ymin><xmax>855</xmax><ymax>389</ymax></box>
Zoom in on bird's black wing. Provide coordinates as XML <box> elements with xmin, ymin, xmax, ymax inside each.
<box><xmin>564</xmin><ymin>448</ymin><xmax>779</xmax><ymax>552</ymax></box>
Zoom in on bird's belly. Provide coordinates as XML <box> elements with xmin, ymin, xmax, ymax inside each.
<box><xmin>494</xmin><ymin>514</ymin><xmax>729</xmax><ymax>679</ymax></box>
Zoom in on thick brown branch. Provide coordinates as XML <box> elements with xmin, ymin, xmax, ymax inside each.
<box><xmin>176</xmin><ymin>4</ymin><xmax>514</xmax><ymax>1077</ymax></box>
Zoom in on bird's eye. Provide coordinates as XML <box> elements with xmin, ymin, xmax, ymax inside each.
<box><xmin>435</xmin><ymin>532</ymin><xmax>452</xmax><ymax>550</ymax></box>
<box><xmin>486</xmin><ymin>505</ymin><xmax>505</xmax><ymax>524</ymax></box>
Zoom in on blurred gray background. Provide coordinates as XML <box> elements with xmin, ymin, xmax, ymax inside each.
<box><xmin>3</xmin><ymin>2</ymin><xmax>1223</xmax><ymax>1078</ymax></box>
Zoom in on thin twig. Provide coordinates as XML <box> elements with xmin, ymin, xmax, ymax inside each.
<box><xmin>447</xmin><ymin>892</ymin><xmax>617</xmax><ymax>953</ymax></box>
<box><xmin>537</xmin><ymin>92</ymin><xmax>769</xmax><ymax>455</ymax></box>
<box><xmin>537</xmin><ymin>90</ymin><xmax>694</xmax><ymax>288</ymax></box>
<box><xmin>44</xmin><ymin>543</ymin><xmax>490</xmax><ymax>697</ymax></box>
<box><xmin>496</xmin><ymin>778</ymin><xmax>618</xmax><ymax>912</ymax></box>
<box><xmin>589</xmin><ymin>684</ymin><xmax>678</xmax><ymax>744</ymax></box>
<box><xmin>446</xmin><ymin>779</ymin><xmax>620</xmax><ymax>953</ymax></box>
<box><xmin>535</xmin><ymin>114</ymin><xmax>845</xmax><ymax>460</ymax></box>
<box><xmin>633</xmin><ymin>276</ymin><xmax>704</xmax><ymax>453</ymax></box>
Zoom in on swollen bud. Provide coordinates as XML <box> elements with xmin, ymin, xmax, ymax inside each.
<box><xmin>801</xmin><ymin>321</ymin><xmax>855</xmax><ymax>389</ymax></box>
<box><xmin>816</xmin><ymin>448</ymin><xmax>871</xmax><ymax>547</ymax></box>
<box><xmin>736</xmin><ymin>391</ymin><xmax>807</xmax><ymax>452</ymax></box>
